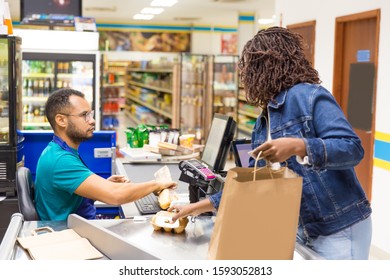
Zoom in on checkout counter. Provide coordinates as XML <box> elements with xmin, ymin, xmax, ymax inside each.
<box><xmin>0</xmin><ymin>159</ymin><xmax>323</xmax><ymax>260</ymax></box>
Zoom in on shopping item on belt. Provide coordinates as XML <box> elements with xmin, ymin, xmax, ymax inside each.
<box><xmin>207</xmin><ymin>155</ymin><xmax>302</xmax><ymax>260</ymax></box>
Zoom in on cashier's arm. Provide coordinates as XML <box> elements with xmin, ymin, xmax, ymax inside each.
<box><xmin>74</xmin><ymin>174</ymin><xmax>177</xmax><ymax>205</ymax></box>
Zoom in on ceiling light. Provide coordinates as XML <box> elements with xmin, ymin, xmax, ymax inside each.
<box><xmin>150</xmin><ymin>0</ymin><xmax>178</xmax><ymax>7</ymax></box>
<box><xmin>258</xmin><ymin>18</ymin><xmax>274</xmax><ymax>25</ymax></box>
<box><xmin>133</xmin><ymin>14</ymin><xmax>155</xmax><ymax>20</ymax></box>
<box><xmin>140</xmin><ymin>8</ymin><xmax>165</xmax><ymax>15</ymax></box>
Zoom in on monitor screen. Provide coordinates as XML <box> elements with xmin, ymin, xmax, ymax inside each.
<box><xmin>232</xmin><ymin>139</ymin><xmax>252</xmax><ymax>167</ymax></box>
<box><xmin>21</xmin><ymin>0</ymin><xmax>82</xmax><ymax>26</ymax></box>
<box><xmin>201</xmin><ymin>113</ymin><xmax>236</xmax><ymax>173</ymax></box>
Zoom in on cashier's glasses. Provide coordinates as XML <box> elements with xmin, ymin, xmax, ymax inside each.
<box><xmin>60</xmin><ymin>110</ymin><xmax>95</xmax><ymax>122</ymax></box>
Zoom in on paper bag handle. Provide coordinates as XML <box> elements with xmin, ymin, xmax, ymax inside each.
<box><xmin>252</xmin><ymin>151</ymin><xmax>272</xmax><ymax>181</ymax></box>
<box><xmin>252</xmin><ymin>151</ymin><xmax>287</xmax><ymax>181</ymax></box>
<box><xmin>31</xmin><ymin>227</ymin><xmax>55</xmax><ymax>236</ymax></box>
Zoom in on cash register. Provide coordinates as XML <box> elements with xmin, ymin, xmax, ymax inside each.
<box><xmin>178</xmin><ymin>113</ymin><xmax>236</xmax><ymax>204</ymax></box>
<box><xmin>133</xmin><ymin>113</ymin><xmax>236</xmax><ymax>215</ymax></box>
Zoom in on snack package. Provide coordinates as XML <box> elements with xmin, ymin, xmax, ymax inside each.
<box><xmin>154</xmin><ymin>165</ymin><xmax>178</xmax><ymax>208</ymax></box>
<box><xmin>150</xmin><ymin>211</ymin><xmax>189</xmax><ymax>234</ymax></box>
<box><xmin>158</xmin><ymin>188</ymin><xmax>178</xmax><ymax>209</ymax></box>
<box><xmin>154</xmin><ymin>165</ymin><xmax>172</xmax><ymax>182</ymax></box>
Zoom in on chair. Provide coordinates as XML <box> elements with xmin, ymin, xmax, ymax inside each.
<box><xmin>16</xmin><ymin>167</ymin><xmax>40</xmax><ymax>221</ymax></box>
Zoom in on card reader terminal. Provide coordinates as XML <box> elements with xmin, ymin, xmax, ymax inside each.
<box><xmin>179</xmin><ymin>159</ymin><xmax>216</xmax><ymax>180</ymax></box>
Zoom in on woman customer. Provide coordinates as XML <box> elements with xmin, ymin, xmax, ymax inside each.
<box><xmin>169</xmin><ymin>26</ymin><xmax>372</xmax><ymax>260</ymax></box>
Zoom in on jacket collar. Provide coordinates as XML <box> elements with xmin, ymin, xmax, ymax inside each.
<box><xmin>259</xmin><ymin>89</ymin><xmax>288</xmax><ymax>118</ymax></box>
<box><xmin>268</xmin><ymin>89</ymin><xmax>288</xmax><ymax>109</ymax></box>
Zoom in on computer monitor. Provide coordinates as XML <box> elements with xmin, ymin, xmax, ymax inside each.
<box><xmin>21</xmin><ymin>0</ymin><xmax>82</xmax><ymax>27</ymax></box>
<box><xmin>231</xmin><ymin>139</ymin><xmax>252</xmax><ymax>167</ymax></box>
<box><xmin>201</xmin><ymin>113</ymin><xmax>236</xmax><ymax>173</ymax></box>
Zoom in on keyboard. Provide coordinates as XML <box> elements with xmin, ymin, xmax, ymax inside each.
<box><xmin>134</xmin><ymin>193</ymin><xmax>162</xmax><ymax>215</ymax></box>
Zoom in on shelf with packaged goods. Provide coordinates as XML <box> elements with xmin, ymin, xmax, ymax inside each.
<box><xmin>210</xmin><ymin>55</ymin><xmax>239</xmax><ymax>136</ymax></box>
<box><xmin>124</xmin><ymin>64</ymin><xmax>180</xmax><ymax>128</ymax></box>
<box><xmin>100</xmin><ymin>57</ymin><xmax>129</xmax><ymax>131</ymax></box>
<box><xmin>127</xmin><ymin>79</ymin><xmax>173</xmax><ymax>94</ymax></box>
<box><xmin>237</xmin><ymin>87</ymin><xmax>261</xmax><ymax>137</ymax></box>
<box><xmin>125</xmin><ymin>92</ymin><xmax>173</xmax><ymax>120</ymax></box>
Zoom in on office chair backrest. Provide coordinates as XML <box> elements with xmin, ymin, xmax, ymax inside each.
<box><xmin>16</xmin><ymin>167</ymin><xmax>40</xmax><ymax>221</ymax></box>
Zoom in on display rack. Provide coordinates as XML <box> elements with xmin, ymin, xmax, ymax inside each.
<box><xmin>210</xmin><ymin>55</ymin><xmax>239</xmax><ymax>138</ymax></box>
<box><xmin>179</xmin><ymin>53</ymin><xmax>209</xmax><ymax>143</ymax></box>
<box><xmin>124</xmin><ymin>59</ymin><xmax>180</xmax><ymax>128</ymax></box>
<box><xmin>237</xmin><ymin>86</ymin><xmax>262</xmax><ymax>137</ymax></box>
<box><xmin>100</xmin><ymin>55</ymin><xmax>128</xmax><ymax>130</ymax></box>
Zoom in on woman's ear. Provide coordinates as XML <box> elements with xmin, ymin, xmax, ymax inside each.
<box><xmin>54</xmin><ymin>114</ymin><xmax>67</xmax><ymax>129</ymax></box>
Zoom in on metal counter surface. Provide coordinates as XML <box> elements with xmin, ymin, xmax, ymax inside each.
<box><xmin>11</xmin><ymin>215</ymin><xmax>321</xmax><ymax>260</ymax></box>
<box><xmin>11</xmin><ymin>216</ymin><xmax>214</xmax><ymax>260</ymax></box>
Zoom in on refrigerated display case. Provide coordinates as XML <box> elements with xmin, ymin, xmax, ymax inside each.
<box><xmin>179</xmin><ymin>53</ymin><xmax>209</xmax><ymax>143</ymax></box>
<box><xmin>21</xmin><ymin>51</ymin><xmax>100</xmax><ymax>130</ymax></box>
<box><xmin>0</xmin><ymin>35</ymin><xmax>23</xmax><ymax>241</ymax></box>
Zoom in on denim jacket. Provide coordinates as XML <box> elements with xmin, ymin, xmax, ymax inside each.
<box><xmin>210</xmin><ymin>83</ymin><xmax>371</xmax><ymax>239</ymax></box>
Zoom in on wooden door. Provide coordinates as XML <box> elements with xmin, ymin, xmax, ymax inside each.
<box><xmin>287</xmin><ymin>21</ymin><xmax>316</xmax><ymax>66</ymax></box>
<box><xmin>333</xmin><ymin>10</ymin><xmax>380</xmax><ymax>200</ymax></box>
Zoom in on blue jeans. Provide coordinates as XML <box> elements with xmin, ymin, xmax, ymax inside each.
<box><xmin>297</xmin><ymin>216</ymin><xmax>372</xmax><ymax>260</ymax></box>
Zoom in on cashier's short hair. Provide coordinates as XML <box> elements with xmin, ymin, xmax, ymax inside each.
<box><xmin>45</xmin><ymin>88</ymin><xmax>85</xmax><ymax>129</ymax></box>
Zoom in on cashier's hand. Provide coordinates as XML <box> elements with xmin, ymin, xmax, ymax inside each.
<box><xmin>107</xmin><ymin>175</ymin><xmax>130</xmax><ymax>183</ymax></box>
<box><xmin>154</xmin><ymin>180</ymin><xmax>177</xmax><ymax>195</ymax></box>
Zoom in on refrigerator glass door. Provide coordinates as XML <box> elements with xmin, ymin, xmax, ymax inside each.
<box><xmin>22</xmin><ymin>53</ymin><xmax>96</xmax><ymax>130</ymax></box>
<box><xmin>22</xmin><ymin>59</ymin><xmax>55</xmax><ymax>129</ymax></box>
<box><xmin>0</xmin><ymin>38</ymin><xmax>10</xmax><ymax>145</ymax></box>
<box><xmin>57</xmin><ymin>60</ymin><xmax>94</xmax><ymax>104</ymax></box>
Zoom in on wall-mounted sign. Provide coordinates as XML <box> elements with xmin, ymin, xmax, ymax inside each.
<box><xmin>357</xmin><ymin>50</ymin><xmax>370</xmax><ymax>62</ymax></box>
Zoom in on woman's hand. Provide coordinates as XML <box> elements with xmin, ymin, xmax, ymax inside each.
<box><xmin>251</xmin><ymin>138</ymin><xmax>306</xmax><ymax>163</ymax></box>
<box><xmin>168</xmin><ymin>204</ymin><xmax>197</xmax><ymax>222</ymax></box>
<box><xmin>168</xmin><ymin>198</ymin><xmax>215</xmax><ymax>222</ymax></box>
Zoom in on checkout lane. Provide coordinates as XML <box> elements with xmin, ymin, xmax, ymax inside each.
<box><xmin>0</xmin><ymin>159</ymin><xmax>322</xmax><ymax>260</ymax></box>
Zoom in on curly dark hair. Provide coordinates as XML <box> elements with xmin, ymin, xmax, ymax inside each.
<box><xmin>45</xmin><ymin>88</ymin><xmax>85</xmax><ymax>130</ymax></box>
<box><xmin>238</xmin><ymin>26</ymin><xmax>321</xmax><ymax>109</ymax></box>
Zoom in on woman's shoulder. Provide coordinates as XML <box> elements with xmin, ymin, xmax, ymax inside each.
<box><xmin>288</xmin><ymin>83</ymin><xmax>332</xmax><ymax>99</ymax></box>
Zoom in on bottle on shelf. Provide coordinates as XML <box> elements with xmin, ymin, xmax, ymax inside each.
<box><xmin>23</xmin><ymin>78</ymin><xmax>28</xmax><ymax>96</ymax></box>
<box><xmin>46</xmin><ymin>61</ymin><xmax>53</xmax><ymax>74</ymax></box>
<box><xmin>63</xmin><ymin>62</ymin><xmax>69</xmax><ymax>74</ymax></box>
<box><xmin>58</xmin><ymin>62</ymin><xmax>64</xmax><ymax>74</ymax></box>
<box><xmin>33</xmin><ymin>80</ymin><xmax>39</xmax><ymax>96</ymax></box>
<box><xmin>44</xmin><ymin>78</ymin><xmax>51</xmax><ymax>95</ymax></box>
<box><xmin>38</xmin><ymin>79</ymin><xmax>44</xmax><ymax>96</ymax></box>
<box><xmin>27</xmin><ymin>79</ymin><xmax>33</xmax><ymax>97</ymax></box>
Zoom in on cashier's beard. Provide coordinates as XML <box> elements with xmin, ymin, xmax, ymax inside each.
<box><xmin>66</xmin><ymin>119</ymin><xmax>95</xmax><ymax>143</ymax></box>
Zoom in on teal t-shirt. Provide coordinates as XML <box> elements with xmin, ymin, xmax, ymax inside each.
<box><xmin>35</xmin><ymin>141</ymin><xmax>94</xmax><ymax>221</ymax></box>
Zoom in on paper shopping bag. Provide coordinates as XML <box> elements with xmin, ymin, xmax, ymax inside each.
<box><xmin>207</xmin><ymin>165</ymin><xmax>302</xmax><ymax>260</ymax></box>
